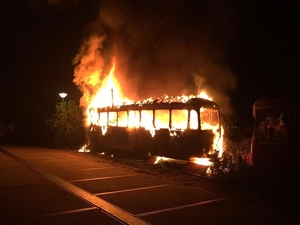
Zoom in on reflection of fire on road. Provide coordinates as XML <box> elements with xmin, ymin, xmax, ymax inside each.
<box><xmin>75</xmin><ymin>57</ymin><xmax>224</xmax><ymax>168</ymax></box>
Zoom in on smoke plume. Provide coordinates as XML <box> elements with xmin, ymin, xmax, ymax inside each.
<box><xmin>73</xmin><ymin>0</ymin><xmax>237</xmax><ymax>119</ymax></box>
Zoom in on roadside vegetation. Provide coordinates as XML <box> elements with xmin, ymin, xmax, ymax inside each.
<box><xmin>46</xmin><ymin>100</ymin><xmax>86</xmax><ymax>149</ymax></box>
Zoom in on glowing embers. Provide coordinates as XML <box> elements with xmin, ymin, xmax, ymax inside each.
<box><xmin>78</xmin><ymin>144</ymin><xmax>91</xmax><ymax>153</ymax></box>
<box><xmin>147</xmin><ymin>155</ymin><xmax>188</xmax><ymax>165</ymax></box>
<box><xmin>148</xmin><ymin>155</ymin><xmax>213</xmax><ymax>175</ymax></box>
<box><xmin>189</xmin><ymin>157</ymin><xmax>212</xmax><ymax>166</ymax></box>
<box><xmin>153</xmin><ymin>156</ymin><xmax>168</xmax><ymax>164</ymax></box>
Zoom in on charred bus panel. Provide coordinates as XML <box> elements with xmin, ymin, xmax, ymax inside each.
<box><xmin>88</xmin><ymin>98</ymin><xmax>221</xmax><ymax>160</ymax></box>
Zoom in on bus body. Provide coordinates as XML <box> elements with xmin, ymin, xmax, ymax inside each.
<box><xmin>251</xmin><ymin>97</ymin><xmax>300</xmax><ymax>179</ymax></box>
<box><xmin>88</xmin><ymin>97</ymin><xmax>221</xmax><ymax>160</ymax></box>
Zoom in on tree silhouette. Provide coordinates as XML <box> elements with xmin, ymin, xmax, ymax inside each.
<box><xmin>47</xmin><ymin>101</ymin><xmax>86</xmax><ymax>149</ymax></box>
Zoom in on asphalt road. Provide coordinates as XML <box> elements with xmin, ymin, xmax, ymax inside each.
<box><xmin>0</xmin><ymin>145</ymin><xmax>299</xmax><ymax>225</ymax></box>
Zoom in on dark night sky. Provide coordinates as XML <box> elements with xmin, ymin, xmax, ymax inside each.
<box><xmin>0</xmin><ymin>0</ymin><xmax>299</xmax><ymax>129</ymax></box>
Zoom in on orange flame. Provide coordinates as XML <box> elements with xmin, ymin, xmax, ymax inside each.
<box><xmin>85</xmin><ymin>58</ymin><xmax>224</xmax><ymax>165</ymax></box>
<box><xmin>88</xmin><ymin>60</ymin><xmax>121</xmax><ymax>108</ymax></box>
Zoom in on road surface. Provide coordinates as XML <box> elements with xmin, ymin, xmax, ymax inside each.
<box><xmin>0</xmin><ymin>145</ymin><xmax>299</xmax><ymax>225</ymax></box>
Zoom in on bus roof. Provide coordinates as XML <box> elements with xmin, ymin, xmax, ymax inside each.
<box><xmin>95</xmin><ymin>97</ymin><xmax>219</xmax><ymax>112</ymax></box>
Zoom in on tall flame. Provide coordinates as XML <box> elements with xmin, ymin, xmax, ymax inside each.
<box><xmin>89</xmin><ymin>60</ymin><xmax>122</xmax><ymax>109</ymax></box>
<box><xmin>85</xmin><ymin>58</ymin><xmax>224</xmax><ymax>165</ymax></box>
<box><xmin>86</xmin><ymin>59</ymin><xmax>131</xmax><ymax>126</ymax></box>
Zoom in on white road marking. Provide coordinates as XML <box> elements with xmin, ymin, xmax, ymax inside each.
<box><xmin>78</xmin><ymin>167</ymin><xmax>114</xmax><ymax>170</ymax></box>
<box><xmin>29</xmin><ymin>207</ymin><xmax>98</xmax><ymax>218</ymax></box>
<box><xmin>95</xmin><ymin>184</ymin><xmax>170</xmax><ymax>196</ymax></box>
<box><xmin>0</xmin><ymin>148</ymin><xmax>150</xmax><ymax>225</ymax></box>
<box><xmin>69</xmin><ymin>174</ymin><xmax>140</xmax><ymax>182</ymax></box>
<box><xmin>8</xmin><ymin>207</ymin><xmax>99</xmax><ymax>224</ymax></box>
<box><xmin>135</xmin><ymin>197</ymin><xmax>229</xmax><ymax>217</ymax></box>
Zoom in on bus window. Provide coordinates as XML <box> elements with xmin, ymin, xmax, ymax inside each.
<box><xmin>171</xmin><ymin>109</ymin><xmax>188</xmax><ymax>130</ymax></box>
<box><xmin>99</xmin><ymin>112</ymin><xmax>108</xmax><ymax>126</ymax></box>
<box><xmin>190</xmin><ymin>110</ymin><xmax>198</xmax><ymax>130</ymax></box>
<box><xmin>89</xmin><ymin>108</ymin><xmax>99</xmax><ymax>125</ymax></box>
<box><xmin>155</xmin><ymin>110</ymin><xmax>169</xmax><ymax>129</ymax></box>
<box><xmin>141</xmin><ymin>110</ymin><xmax>153</xmax><ymax>129</ymax></box>
<box><xmin>118</xmin><ymin>111</ymin><xmax>127</xmax><ymax>127</ymax></box>
<box><xmin>256</xmin><ymin>109</ymin><xmax>289</xmax><ymax>141</ymax></box>
<box><xmin>128</xmin><ymin>110</ymin><xmax>140</xmax><ymax>128</ymax></box>
<box><xmin>200</xmin><ymin>107</ymin><xmax>219</xmax><ymax>129</ymax></box>
<box><xmin>108</xmin><ymin>112</ymin><xmax>117</xmax><ymax>126</ymax></box>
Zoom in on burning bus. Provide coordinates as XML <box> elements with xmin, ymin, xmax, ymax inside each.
<box><xmin>75</xmin><ymin>59</ymin><xmax>223</xmax><ymax>165</ymax></box>
<box><xmin>87</xmin><ymin>95</ymin><xmax>223</xmax><ymax>164</ymax></box>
